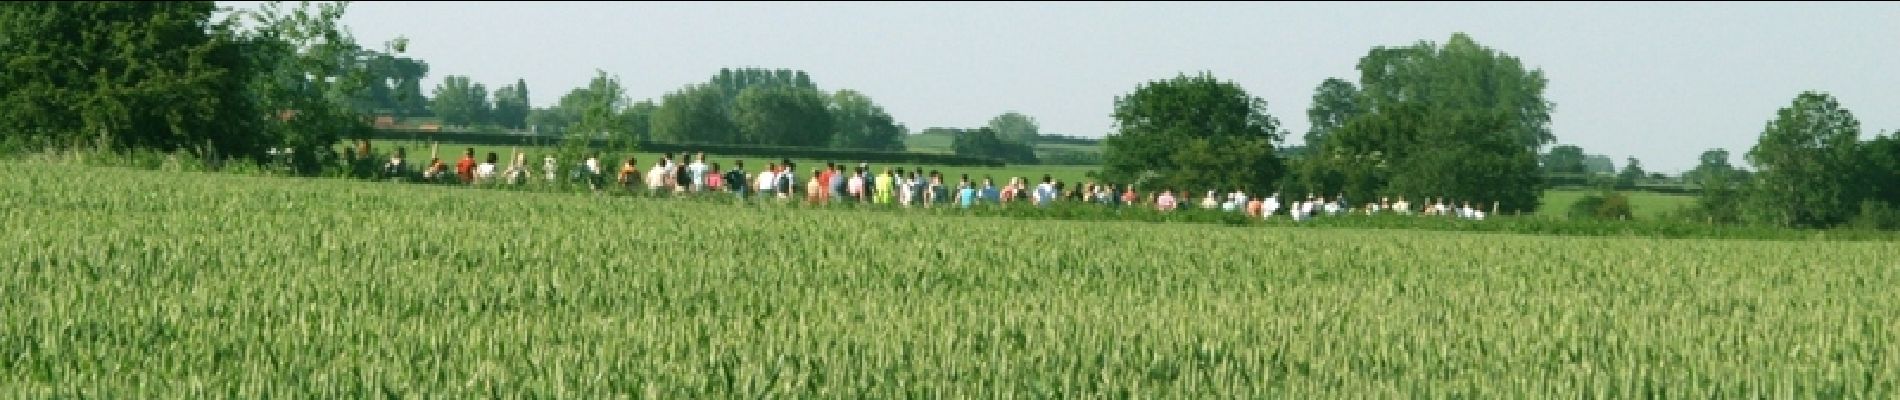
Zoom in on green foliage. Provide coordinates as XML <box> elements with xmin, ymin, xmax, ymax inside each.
<box><xmin>1541</xmin><ymin>145</ymin><xmax>1587</xmax><ymax>175</ymax></box>
<box><xmin>569</xmin><ymin>70</ymin><xmax>634</xmax><ymax>151</ymax></box>
<box><xmin>1303</xmin><ymin>77</ymin><xmax>1362</xmax><ymax>147</ymax></box>
<box><xmin>232</xmin><ymin>1</ymin><xmax>384</xmax><ymax>172</ymax></box>
<box><xmin>828</xmin><ymin>90</ymin><xmax>907</xmax><ymax>151</ymax></box>
<box><xmin>0</xmin><ymin>2</ymin><xmax>259</xmax><ymax>158</ymax></box>
<box><xmin>430</xmin><ymin>75</ymin><xmax>490</xmax><ymax>127</ymax></box>
<box><xmin>348</xmin><ymin>51</ymin><xmax>429</xmax><ymax>118</ymax></box>
<box><xmin>949</xmin><ymin>127</ymin><xmax>1036</xmax><ymax>164</ymax></box>
<box><xmin>1568</xmin><ymin>190</ymin><xmax>1633</xmax><ymax>220</ymax></box>
<box><xmin>986</xmin><ymin>112</ymin><xmax>1040</xmax><ymax>148</ymax></box>
<box><xmin>1616</xmin><ymin>156</ymin><xmax>1646</xmax><ymax>188</ymax></box>
<box><xmin>1744</xmin><ymin>91</ymin><xmax>1863</xmax><ymax>228</ymax></box>
<box><xmin>1103</xmin><ymin>72</ymin><xmax>1285</xmax><ymax>194</ymax></box>
<box><xmin>1304</xmin><ymin>33</ymin><xmax>1551</xmax><ymax>213</ymax></box>
<box><xmin>651</xmin><ymin>83</ymin><xmax>735</xmax><ymax>144</ymax></box>
<box><xmin>490</xmin><ymin>78</ymin><xmax>530</xmax><ymax>130</ymax></box>
<box><xmin>734</xmin><ymin>85</ymin><xmax>833</xmax><ymax>146</ymax></box>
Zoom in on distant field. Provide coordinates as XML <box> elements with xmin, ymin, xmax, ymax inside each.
<box><xmin>903</xmin><ymin>132</ymin><xmax>1104</xmax><ymax>164</ymax></box>
<box><xmin>1538</xmin><ymin>189</ymin><xmax>1698</xmax><ymax>220</ymax></box>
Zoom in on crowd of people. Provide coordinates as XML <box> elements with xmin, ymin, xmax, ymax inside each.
<box><xmin>377</xmin><ymin>146</ymin><xmax>1494</xmax><ymax>221</ymax></box>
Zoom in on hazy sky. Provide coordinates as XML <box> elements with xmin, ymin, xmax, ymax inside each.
<box><xmin>219</xmin><ymin>1</ymin><xmax>1899</xmax><ymax>172</ymax></box>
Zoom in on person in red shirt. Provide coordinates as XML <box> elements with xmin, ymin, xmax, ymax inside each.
<box><xmin>818</xmin><ymin>162</ymin><xmax>835</xmax><ymax>204</ymax></box>
<box><xmin>1121</xmin><ymin>184</ymin><xmax>1138</xmax><ymax>206</ymax></box>
<box><xmin>454</xmin><ymin>148</ymin><xmax>476</xmax><ymax>184</ymax></box>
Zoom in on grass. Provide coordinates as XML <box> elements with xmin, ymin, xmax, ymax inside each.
<box><xmin>1538</xmin><ymin>189</ymin><xmax>1699</xmax><ymax>220</ymax></box>
<box><xmin>3</xmin><ymin>160</ymin><xmax>1897</xmax><ymax>397</ymax></box>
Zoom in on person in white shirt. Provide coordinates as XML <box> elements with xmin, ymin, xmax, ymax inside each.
<box><xmin>847</xmin><ymin>171</ymin><xmax>865</xmax><ymax>201</ymax></box>
<box><xmin>1393</xmin><ymin>197</ymin><xmax>1412</xmax><ymax>215</ymax></box>
<box><xmin>756</xmin><ymin>163</ymin><xmax>778</xmax><ymax>194</ymax></box>
<box><xmin>1264</xmin><ymin>193</ymin><xmax>1281</xmax><ymax>219</ymax></box>
<box><xmin>1231</xmin><ymin>191</ymin><xmax>1249</xmax><ymax>213</ymax></box>
<box><xmin>503</xmin><ymin>152</ymin><xmax>527</xmax><ymax>185</ymax></box>
<box><xmin>687</xmin><ymin>152</ymin><xmax>709</xmax><ymax>191</ymax></box>
<box><xmin>1302</xmin><ymin>198</ymin><xmax>1317</xmax><ymax>219</ymax></box>
<box><xmin>542</xmin><ymin>154</ymin><xmax>558</xmax><ymax>182</ymax></box>
<box><xmin>474</xmin><ymin>152</ymin><xmax>498</xmax><ymax>183</ymax></box>
<box><xmin>582</xmin><ymin>153</ymin><xmax>603</xmax><ymax>190</ymax></box>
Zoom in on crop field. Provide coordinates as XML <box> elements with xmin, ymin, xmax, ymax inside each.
<box><xmin>2</xmin><ymin>161</ymin><xmax>1896</xmax><ymax>397</ymax></box>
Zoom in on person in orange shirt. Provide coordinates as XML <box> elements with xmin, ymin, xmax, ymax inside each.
<box><xmin>454</xmin><ymin>148</ymin><xmax>476</xmax><ymax>184</ymax></box>
<box><xmin>617</xmin><ymin>157</ymin><xmax>639</xmax><ymax>191</ymax></box>
<box><xmin>1120</xmin><ymin>185</ymin><xmax>1138</xmax><ymax>206</ymax></box>
<box><xmin>806</xmin><ymin>167</ymin><xmax>824</xmax><ymax>205</ymax></box>
<box><xmin>817</xmin><ymin>162</ymin><xmax>835</xmax><ymax>204</ymax></box>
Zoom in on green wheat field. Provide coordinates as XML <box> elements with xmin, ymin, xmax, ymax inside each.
<box><xmin>2</xmin><ymin>161</ymin><xmax>1894</xmax><ymax>397</ymax></box>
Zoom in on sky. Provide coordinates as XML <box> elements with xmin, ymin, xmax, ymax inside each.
<box><xmin>218</xmin><ymin>1</ymin><xmax>1900</xmax><ymax>173</ymax></box>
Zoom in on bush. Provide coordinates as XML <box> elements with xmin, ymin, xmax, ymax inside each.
<box><xmin>1850</xmin><ymin>200</ymin><xmax>1900</xmax><ymax>231</ymax></box>
<box><xmin>1568</xmin><ymin>190</ymin><xmax>1633</xmax><ymax>221</ymax></box>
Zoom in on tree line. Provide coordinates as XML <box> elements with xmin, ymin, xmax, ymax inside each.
<box><xmin>1097</xmin><ymin>33</ymin><xmax>1899</xmax><ymax>229</ymax></box>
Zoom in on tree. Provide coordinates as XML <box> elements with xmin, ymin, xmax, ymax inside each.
<box><xmin>347</xmin><ymin>51</ymin><xmax>428</xmax><ymax>119</ymax></box>
<box><xmin>1541</xmin><ymin>145</ymin><xmax>1588</xmax><ymax>175</ymax></box>
<box><xmin>1304</xmin><ymin>77</ymin><xmax>1362</xmax><ymax>148</ymax></box>
<box><xmin>233</xmin><ymin>1</ymin><xmax>386</xmax><ymax>171</ymax></box>
<box><xmin>1584</xmin><ymin>155</ymin><xmax>1616</xmax><ymax>175</ymax></box>
<box><xmin>1745</xmin><ymin>91</ymin><xmax>1864</xmax><ymax>228</ymax></box>
<box><xmin>987</xmin><ymin>112</ymin><xmax>1040</xmax><ymax>147</ymax></box>
<box><xmin>569</xmin><ymin>70</ymin><xmax>632</xmax><ymax>150</ymax></box>
<box><xmin>651</xmin><ymin>83</ymin><xmax>735</xmax><ymax>144</ymax></box>
<box><xmin>733</xmin><ymin>85</ymin><xmax>832</xmax><ymax>147</ymax></box>
<box><xmin>0</xmin><ymin>2</ymin><xmax>260</xmax><ymax>156</ymax></box>
<box><xmin>1102</xmin><ymin>72</ymin><xmax>1284</xmax><ymax>194</ymax></box>
<box><xmin>1356</xmin><ymin>33</ymin><xmax>1554</xmax><ymax>149</ymax></box>
<box><xmin>430</xmin><ymin>75</ymin><xmax>490</xmax><ymax>128</ymax></box>
<box><xmin>1684</xmin><ymin>148</ymin><xmax>1736</xmax><ymax>186</ymax></box>
<box><xmin>830</xmin><ymin>90</ymin><xmax>907</xmax><ymax>151</ymax></box>
<box><xmin>951</xmin><ymin>127</ymin><xmax>1037</xmax><ymax>164</ymax></box>
<box><xmin>1617</xmin><ymin>156</ymin><xmax>1646</xmax><ymax>187</ymax></box>
<box><xmin>622</xmin><ymin>100</ymin><xmax>657</xmax><ymax>143</ymax></box>
<box><xmin>1308</xmin><ymin>33</ymin><xmax>1552</xmax><ymax>213</ymax></box>
<box><xmin>491</xmin><ymin>78</ymin><xmax>530</xmax><ymax>130</ymax></box>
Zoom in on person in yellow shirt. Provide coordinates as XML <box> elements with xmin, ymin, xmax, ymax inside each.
<box><xmin>874</xmin><ymin>168</ymin><xmax>894</xmax><ymax>204</ymax></box>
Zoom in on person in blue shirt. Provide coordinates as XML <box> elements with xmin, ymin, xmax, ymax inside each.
<box><xmin>980</xmin><ymin>177</ymin><xmax>999</xmax><ymax>204</ymax></box>
<box><xmin>957</xmin><ymin>182</ymin><xmax>977</xmax><ymax>209</ymax></box>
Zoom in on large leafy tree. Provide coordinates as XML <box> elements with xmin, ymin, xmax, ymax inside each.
<box><xmin>1308</xmin><ymin>33</ymin><xmax>1552</xmax><ymax>213</ymax></box>
<box><xmin>1617</xmin><ymin>156</ymin><xmax>1647</xmax><ymax>186</ymax></box>
<box><xmin>490</xmin><ymin>78</ymin><xmax>530</xmax><ymax>130</ymax></box>
<box><xmin>430</xmin><ymin>75</ymin><xmax>489</xmax><ymax>128</ymax></box>
<box><xmin>1304</xmin><ymin>77</ymin><xmax>1362</xmax><ymax>148</ymax></box>
<box><xmin>1102</xmin><ymin>72</ymin><xmax>1284</xmax><ymax>193</ymax></box>
<box><xmin>1745</xmin><ymin>91</ymin><xmax>1864</xmax><ymax>227</ymax></box>
<box><xmin>0</xmin><ymin>2</ymin><xmax>258</xmax><ymax>156</ymax></box>
<box><xmin>568</xmin><ymin>70</ymin><xmax>632</xmax><ymax>149</ymax></box>
<box><xmin>987</xmin><ymin>112</ymin><xmax>1040</xmax><ymax>148</ymax></box>
<box><xmin>1541</xmin><ymin>145</ymin><xmax>1588</xmax><ymax>175</ymax></box>
<box><xmin>733</xmin><ymin>85</ymin><xmax>832</xmax><ymax>147</ymax></box>
<box><xmin>950</xmin><ymin>127</ymin><xmax>1037</xmax><ymax>164</ymax></box>
<box><xmin>829</xmin><ymin>90</ymin><xmax>907</xmax><ymax>151</ymax></box>
<box><xmin>651</xmin><ymin>83</ymin><xmax>735</xmax><ymax>144</ymax></box>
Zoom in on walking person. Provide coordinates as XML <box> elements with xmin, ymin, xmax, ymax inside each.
<box><xmin>455</xmin><ymin>148</ymin><xmax>477</xmax><ymax>184</ymax></box>
<box><xmin>725</xmin><ymin>160</ymin><xmax>749</xmax><ymax>202</ymax></box>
